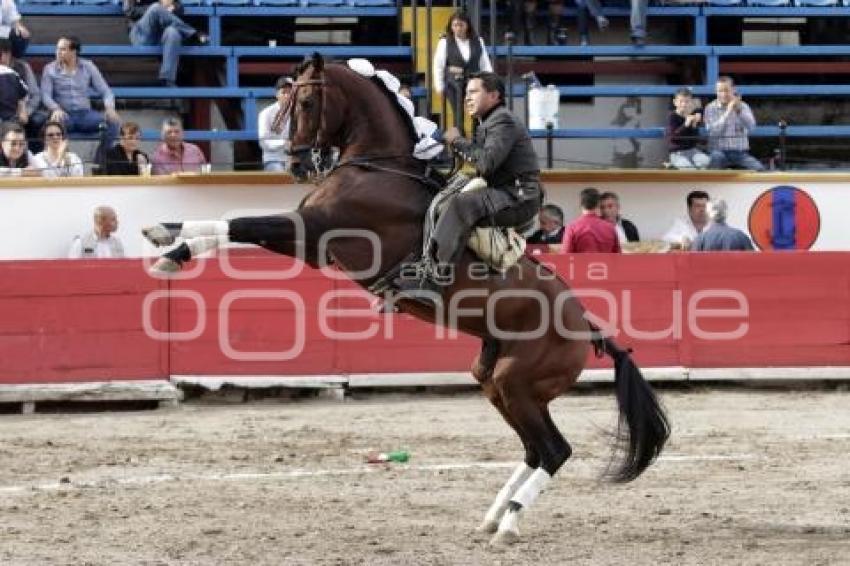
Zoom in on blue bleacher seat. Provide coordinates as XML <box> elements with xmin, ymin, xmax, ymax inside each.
<box><xmin>72</xmin><ymin>0</ymin><xmax>117</xmax><ymax>5</ymax></box>
<box><xmin>795</xmin><ymin>0</ymin><xmax>837</xmax><ymax>5</ymax></box>
<box><xmin>351</xmin><ymin>0</ymin><xmax>394</xmax><ymax>6</ymax></box>
<box><xmin>20</xmin><ymin>0</ymin><xmax>68</xmax><ymax>5</ymax></box>
<box><xmin>747</xmin><ymin>0</ymin><xmax>790</xmax><ymax>6</ymax></box>
<box><xmin>180</xmin><ymin>0</ymin><xmax>208</xmax><ymax>6</ymax></box>
<box><xmin>255</xmin><ymin>0</ymin><xmax>300</xmax><ymax>5</ymax></box>
<box><xmin>706</xmin><ymin>0</ymin><xmax>743</xmax><ymax>5</ymax></box>
<box><xmin>210</xmin><ymin>0</ymin><xmax>253</xmax><ymax>5</ymax></box>
<box><xmin>305</xmin><ymin>0</ymin><xmax>348</xmax><ymax>6</ymax></box>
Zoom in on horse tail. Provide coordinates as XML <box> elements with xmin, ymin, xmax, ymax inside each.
<box><xmin>599</xmin><ymin>335</ymin><xmax>671</xmax><ymax>483</ymax></box>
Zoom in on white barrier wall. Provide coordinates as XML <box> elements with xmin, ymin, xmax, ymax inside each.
<box><xmin>0</xmin><ymin>170</ymin><xmax>846</xmax><ymax>259</ymax></box>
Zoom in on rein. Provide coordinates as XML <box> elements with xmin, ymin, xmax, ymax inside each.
<box><xmin>333</xmin><ymin>154</ymin><xmax>442</xmax><ymax>191</ymax></box>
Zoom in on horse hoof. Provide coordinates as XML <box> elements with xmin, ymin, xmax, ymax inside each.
<box><xmin>149</xmin><ymin>258</ymin><xmax>181</xmax><ymax>274</ymax></box>
<box><xmin>142</xmin><ymin>225</ymin><xmax>175</xmax><ymax>247</ymax></box>
<box><xmin>489</xmin><ymin>529</ymin><xmax>520</xmax><ymax>546</ymax></box>
<box><xmin>475</xmin><ymin>520</ymin><xmax>499</xmax><ymax>534</ymax></box>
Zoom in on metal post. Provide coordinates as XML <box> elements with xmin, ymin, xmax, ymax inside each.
<box><xmin>489</xmin><ymin>0</ymin><xmax>496</xmax><ymax>47</ymax></box>
<box><xmin>505</xmin><ymin>32</ymin><xmax>514</xmax><ymax>112</ymax></box>
<box><xmin>468</xmin><ymin>0</ymin><xmax>481</xmax><ymax>38</ymax></box>
<box><xmin>778</xmin><ymin>120</ymin><xmax>787</xmax><ymax>170</ymax></box>
<box><xmin>426</xmin><ymin>0</ymin><xmax>433</xmax><ymax>120</ymax></box>
<box><xmin>546</xmin><ymin>123</ymin><xmax>553</xmax><ymax>169</ymax></box>
<box><xmin>522</xmin><ymin>73</ymin><xmax>532</xmax><ymax>129</ymax></box>
<box><xmin>411</xmin><ymin>0</ymin><xmax>418</xmax><ymax>84</ymax></box>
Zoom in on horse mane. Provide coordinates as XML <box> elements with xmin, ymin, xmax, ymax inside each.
<box><xmin>326</xmin><ymin>63</ymin><xmax>420</xmax><ymax>149</ymax></box>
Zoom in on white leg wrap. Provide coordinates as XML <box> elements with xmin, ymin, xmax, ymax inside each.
<box><xmin>180</xmin><ymin>220</ymin><xmax>229</xmax><ymax>239</ymax></box>
<box><xmin>186</xmin><ymin>235</ymin><xmax>229</xmax><ymax>257</ymax></box>
<box><xmin>510</xmin><ymin>468</ymin><xmax>552</xmax><ymax>510</ymax></box>
<box><xmin>494</xmin><ymin>468</ymin><xmax>552</xmax><ymax>540</ymax></box>
<box><xmin>483</xmin><ymin>463</ymin><xmax>535</xmax><ymax>524</ymax></box>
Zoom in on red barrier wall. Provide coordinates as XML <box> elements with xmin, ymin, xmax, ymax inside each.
<box><xmin>1</xmin><ymin>253</ymin><xmax>848</xmax><ymax>384</ymax></box>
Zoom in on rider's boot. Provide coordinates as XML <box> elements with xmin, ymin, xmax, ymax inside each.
<box><xmin>394</xmin><ymin>260</ymin><xmax>447</xmax><ymax>308</ymax></box>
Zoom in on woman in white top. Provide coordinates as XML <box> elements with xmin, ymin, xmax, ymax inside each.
<box><xmin>257</xmin><ymin>75</ymin><xmax>293</xmax><ymax>171</ymax></box>
<box><xmin>432</xmin><ymin>11</ymin><xmax>492</xmax><ymax>134</ymax></box>
<box><xmin>31</xmin><ymin>120</ymin><xmax>85</xmax><ymax>177</ymax></box>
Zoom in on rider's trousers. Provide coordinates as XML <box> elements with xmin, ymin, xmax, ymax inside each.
<box><xmin>433</xmin><ymin>187</ymin><xmax>540</xmax><ymax>265</ymax></box>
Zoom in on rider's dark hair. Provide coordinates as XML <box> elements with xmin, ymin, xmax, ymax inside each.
<box><xmin>599</xmin><ymin>191</ymin><xmax>619</xmax><ymax>202</ymax></box>
<box><xmin>580</xmin><ymin>187</ymin><xmax>601</xmax><ymax>210</ymax></box>
<box><xmin>445</xmin><ymin>10</ymin><xmax>479</xmax><ymax>40</ymax></box>
<box><xmin>687</xmin><ymin>190</ymin><xmax>710</xmax><ymax>208</ymax></box>
<box><xmin>470</xmin><ymin>72</ymin><xmax>505</xmax><ymax>103</ymax></box>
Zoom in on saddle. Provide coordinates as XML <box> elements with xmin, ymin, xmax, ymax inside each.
<box><xmin>423</xmin><ymin>173</ymin><xmax>527</xmax><ymax>273</ymax></box>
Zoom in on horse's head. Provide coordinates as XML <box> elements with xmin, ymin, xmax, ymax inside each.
<box><xmin>288</xmin><ymin>53</ymin><xmax>340</xmax><ymax>182</ymax></box>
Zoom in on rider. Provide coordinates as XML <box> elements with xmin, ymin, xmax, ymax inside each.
<box><xmin>398</xmin><ymin>72</ymin><xmax>542</xmax><ymax>301</ymax></box>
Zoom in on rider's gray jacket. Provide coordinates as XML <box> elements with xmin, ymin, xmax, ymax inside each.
<box><xmin>449</xmin><ymin>105</ymin><xmax>541</xmax><ymax>202</ymax></box>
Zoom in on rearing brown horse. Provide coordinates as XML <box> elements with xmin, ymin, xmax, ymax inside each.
<box><xmin>143</xmin><ymin>54</ymin><xmax>669</xmax><ymax>545</ymax></box>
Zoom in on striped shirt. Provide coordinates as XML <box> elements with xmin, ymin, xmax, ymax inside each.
<box><xmin>703</xmin><ymin>99</ymin><xmax>756</xmax><ymax>152</ymax></box>
<box><xmin>41</xmin><ymin>58</ymin><xmax>115</xmax><ymax>113</ymax></box>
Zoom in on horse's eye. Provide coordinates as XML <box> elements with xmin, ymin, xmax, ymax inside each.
<box><xmin>301</xmin><ymin>99</ymin><xmax>313</xmax><ymax>111</ymax></box>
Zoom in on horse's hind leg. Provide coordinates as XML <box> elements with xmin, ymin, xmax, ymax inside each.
<box><xmin>477</xmin><ymin>381</ymin><xmax>538</xmax><ymax>534</ymax></box>
<box><xmin>490</xmin><ymin>368</ymin><xmax>574</xmax><ymax>545</ymax></box>
<box><xmin>474</xmin><ymin>339</ymin><xmax>541</xmax><ymax>534</ymax></box>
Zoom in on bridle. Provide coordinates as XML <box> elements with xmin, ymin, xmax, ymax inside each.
<box><xmin>285</xmin><ymin>62</ymin><xmax>448</xmax><ymax>190</ymax></box>
<box><xmin>286</xmin><ymin>70</ymin><xmax>332</xmax><ymax>179</ymax></box>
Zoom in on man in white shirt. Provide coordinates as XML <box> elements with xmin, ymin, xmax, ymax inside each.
<box><xmin>68</xmin><ymin>205</ymin><xmax>125</xmax><ymax>258</ymax></box>
<box><xmin>662</xmin><ymin>190</ymin><xmax>710</xmax><ymax>250</ymax></box>
<box><xmin>257</xmin><ymin>76</ymin><xmax>293</xmax><ymax>172</ymax></box>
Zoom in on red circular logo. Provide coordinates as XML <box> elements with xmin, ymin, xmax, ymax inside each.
<box><xmin>748</xmin><ymin>186</ymin><xmax>820</xmax><ymax>250</ymax></box>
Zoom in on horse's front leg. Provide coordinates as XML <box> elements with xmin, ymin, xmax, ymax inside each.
<box><xmin>143</xmin><ymin>211</ymin><xmax>323</xmax><ymax>272</ymax></box>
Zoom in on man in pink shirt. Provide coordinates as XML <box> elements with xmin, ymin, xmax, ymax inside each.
<box><xmin>151</xmin><ymin>117</ymin><xmax>207</xmax><ymax>175</ymax></box>
<box><xmin>562</xmin><ymin>187</ymin><xmax>621</xmax><ymax>253</ymax></box>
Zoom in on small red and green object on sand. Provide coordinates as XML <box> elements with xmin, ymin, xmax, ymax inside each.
<box><xmin>366</xmin><ymin>450</ymin><xmax>410</xmax><ymax>464</ymax></box>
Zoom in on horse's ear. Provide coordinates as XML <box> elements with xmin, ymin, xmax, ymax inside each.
<box><xmin>310</xmin><ymin>52</ymin><xmax>324</xmax><ymax>72</ymax></box>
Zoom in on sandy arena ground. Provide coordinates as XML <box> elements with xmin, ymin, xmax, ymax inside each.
<box><xmin>0</xmin><ymin>386</ymin><xmax>848</xmax><ymax>565</ymax></box>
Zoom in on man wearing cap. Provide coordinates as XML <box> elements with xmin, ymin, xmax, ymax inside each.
<box><xmin>258</xmin><ymin>76</ymin><xmax>293</xmax><ymax>172</ymax></box>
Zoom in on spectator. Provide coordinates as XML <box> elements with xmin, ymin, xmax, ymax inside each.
<box><xmin>1</xmin><ymin>0</ymin><xmax>30</xmax><ymax>58</ymax></box>
<box><xmin>433</xmin><ymin>11</ymin><xmax>492</xmax><ymax>133</ymax></box>
<box><xmin>151</xmin><ymin>117</ymin><xmax>206</xmax><ymax>174</ymax></box>
<box><xmin>257</xmin><ymin>76</ymin><xmax>293</xmax><ymax>172</ymax></box>
<box><xmin>0</xmin><ymin>38</ymin><xmax>27</xmax><ymax>126</ymax></box>
<box><xmin>124</xmin><ymin>0</ymin><xmax>209</xmax><ymax>87</ymax></box>
<box><xmin>704</xmin><ymin>76</ymin><xmax>763</xmax><ymax>171</ymax></box>
<box><xmin>31</xmin><ymin>121</ymin><xmax>84</xmax><ymax>177</ymax></box>
<box><xmin>666</xmin><ymin>87</ymin><xmax>709</xmax><ymax>170</ymax></box>
<box><xmin>68</xmin><ymin>205</ymin><xmax>125</xmax><ymax>258</ymax></box>
<box><xmin>526</xmin><ymin>203</ymin><xmax>565</xmax><ymax>244</ymax></box>
<box><xmin>0</xmin><ymin>121</ymin><xmax>35</xmax><ymax>176</ymax></box>
<box><xmin>103</xmin><ymin>121</ymin><xmax>150</xmax><ymax>175</ymax></box>
<box><xmin>1</xmin><ymin>40</ymin><xmax>47</xmax><ymax>153</ymax></box>
<box><xmin>576</xmin><ymin>0</ymin><xmax>609</xmax><ymax>47</ymax></box>
<box><xmin>398</xmin><ymin>83</ymin><xmax>412</xmax><ymax>100</ymax></box>
<box><xmin>510</xmin><ymin>0</ymin><xmax>568</xmax><ymax>46</ymax></box>
<box><xmin>662</xmin><ymin>190</ymin><xmax>710</xmax><ymax>250</ymax></box>
<box><xmin>599</xmin><ymin>191</ymin><xmax>640</xmax><ymax>243</ymax></box>
<box><xmin>692</xmin><ymin>200</ymin><xmax>754</xmax><ymax>251</ymax></box>
<box><xmin>41</xmin><ymin>36</ymin><xmax>121</xmax><ymax>162</ymax></box>
<box><xmin>562</xmin><ymin>187</ymin><xmax>621</xmax><ymax>253</ymax></box>
<box><xmin>631</xmin><ymin>0</ymin><xmax>649</xmax><ymax>47</ymax></box>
